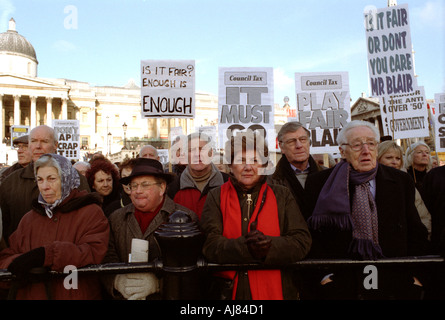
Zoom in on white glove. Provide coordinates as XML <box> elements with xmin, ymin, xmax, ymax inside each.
<box><xmin>114</xmin><ymin>272</ymin><xmax>160</xmax><ymax>300</ymax></box>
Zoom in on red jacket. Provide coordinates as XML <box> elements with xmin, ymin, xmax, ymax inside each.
<box><xmin>168</xmin><ymin>164</ymin><xmax>228</xmax><ymax>219</ymax></box>
<box><xmin>0</xmin><ymin>190</ymin><xmax>109</xmax><ymax>300</ymax></box>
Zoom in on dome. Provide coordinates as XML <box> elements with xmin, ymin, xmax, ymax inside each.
<box><xmin>0</xmin><ymin>18</ymin><xmax>37</xmax><ymax>63</ymax></box>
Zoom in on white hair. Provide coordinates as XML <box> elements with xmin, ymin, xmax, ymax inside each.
<box><xmin>337</xmin><ymin>120</ymin><xmax>380</xmax><ymax>150</ymax></box>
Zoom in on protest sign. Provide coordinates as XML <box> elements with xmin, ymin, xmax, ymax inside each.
<box><xmin>141</xmin><ymin>60</ymin><xmax>195</xmax><ymax>118</ymax></box>
<box><xmin>379</xmin><ymin>86</ymin><xmax>429</xmax><ymax>139</ymax></box>
<box><xmin>10</xmin><ymin>125</ymin><xmax>29</xmax><ymax>147</ymax></box>
<box><xmin>53</xmin><ymin>119</ymin><xmax>80</xmax><ymax>160</ymax></box>
<box><xmin>364</xmin><ymin>3</ymin><xmax>417</xmax><ymax>97</ymax></box>
<box><xmin>218</xmin><ymin>67</ymin><xmax>275</xmax><ymax>150</ymax></box>
<box><xmin>364</xmin><ymin>3</ymin><xmax>429</xmax><ymax>140</ymax></box>
<box><xmin>434</xmin><ymin>93</ymin><xmax>445</xmax><ymax>152</ymax></box>
<box><xmin>295</xmin><ymin>72</ymin><xmax>351</xmax><ymax>154</ymax></box>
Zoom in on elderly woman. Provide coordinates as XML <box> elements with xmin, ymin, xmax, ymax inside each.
<box><xmin>86</xmin><ymin>157</ymin><xmax>122</xmax><ymax>215</ymax></box>
<box><xmin>102</xmin><ymin>158</ymin><xmax>197</xmax><ymax>300</ymax></box>
<box><xmin>0</xmin><ymin>153</ymin><xmax>109</xmax><ymax>300</ymax></box>
<box><xmin>200</xmin><ymin>133</ymin><xmax>312</xmax><ymax>300</ymax></box>
<box><xmin>378</xmin><ymin>141</ymin><xmax>431</xmax><ymax>238</ymax></box>
<box><xmin>405</xmin><ymin>141</ymin><xmax>432</xmax><ymax>194</ymax></box>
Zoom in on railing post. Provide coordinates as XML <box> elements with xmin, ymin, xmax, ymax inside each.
<box><xmin>155</xmin><ymin>210</ymin><xmax>204</xmax><ymax>300</ymax></box>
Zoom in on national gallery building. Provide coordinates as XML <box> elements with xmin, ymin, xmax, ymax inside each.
<box><xmin>2</xmin><ymin>18</ymin><xmax>282</xmax><ymax>163</ymax></box>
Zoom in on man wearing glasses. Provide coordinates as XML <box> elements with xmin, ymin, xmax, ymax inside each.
<box><xmin>270</xmin><ymin>121</ymin><xmax>324</xmax><ymax>219</ymax></box>
<box><xmin>303</xmin><ymin>120</ymin><xmax>430</xmax><ymax>300</ymax></box>
<box><xmin>0</xmin><ymin>135</ymin><xmax>31</xmax><ymax>184</ymax></box>
<box><xmin>102</xmin><ymin>157</ymin><xmax>197</xmax><ymax>300</ymax></box>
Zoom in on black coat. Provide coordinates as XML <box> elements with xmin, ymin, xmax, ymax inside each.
<box><xmin>305</xmin><ymin>163</ymin><xmax>430</xmax><ymax>259</ymax></box>
<box><xmin>301</xmin><ymin>163</ymin><xmax>431</xmax><ymax>299</ymax></box>
<box><xmin>422</xmin><ymin>165</ymin><xmax>445</xmax><ymax>254</ymax></box>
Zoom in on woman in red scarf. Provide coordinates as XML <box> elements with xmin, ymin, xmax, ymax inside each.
<box><xmin>200</xmin><ymin>133</ymin><xmax>312</xmax><ymax>300</ymax></box>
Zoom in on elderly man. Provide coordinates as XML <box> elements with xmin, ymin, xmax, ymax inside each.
<box><xmin>0</xmin><ymin>125</ymin><xmax>90</xmax><ymax>244</ymax></box>
<box><xmin>0</xmin><ymin>135</ymin><xmax>32</xmax><ymax>184</ymax></box>
<box><xmin>102</xmin><ymin>158</ymin><xmax>197</xmax><ymax>300</ymax></box>
<box><xmin>167</xmin><ymin>132</ymin><xmax>228</xmax><ymax>219</ymax></box>
<box><xmin>139</xmin><ymin>144</ymin><xmax>160</xmax><ymax>160</ymax></box>
<box><xmin>303</xmin><ymin>120</ymin><xmax>430</xmax><ymax>300</ymax></box>
<box><xmin>269</xmin><ymin>121</ymin><xmax>324</xmax><ymax>219</ymax></box>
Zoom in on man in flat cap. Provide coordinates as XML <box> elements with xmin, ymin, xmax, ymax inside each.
<box><xmin>0</xmin><ymin>135</ymin><xmax>31</xmax><ymax>185</ymax></box>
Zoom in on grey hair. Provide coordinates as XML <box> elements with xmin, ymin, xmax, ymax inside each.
<box><xmin>337</xmin><ymin>120</ymin><xmax>380</xmax><ymax>150</ymax></box>
<box><xmin>404</xmin><ymin>141</ymin><xmax>432</xmax><ymax>170</ymax></box>
<box><xmin>34</xmin><ymin>154</ymin><xmax>62</xmax><ymax>178</ymax></box>
<box><xmin>139</xmin><ymin>144</ymin><xmax>158</xmax><ymax>157</ymax></box>
<box><xmin>277</xmin><ymin>121</ymin><xmax>310</xmax><ymax>143</ymax></box>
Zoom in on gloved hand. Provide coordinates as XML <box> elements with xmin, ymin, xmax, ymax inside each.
<box><xmin>114</xmin><ymin>272</ymin><xmax>160</xmax><ymax>300</ymax></box>
<box><xmin>245</xmin><ymin>230</ymin><xmax>272</xmax><ymax>260</ymax></box>
<box><xmin>8</xmin><ymin>247</ymin><xmax>45</xmax><ymax>276</ymax></box>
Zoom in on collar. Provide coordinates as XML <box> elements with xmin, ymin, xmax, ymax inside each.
<box><xmin>290</xmin><ymin>162</ymin><xmax>310</xmax><ymax>174</ymax></box>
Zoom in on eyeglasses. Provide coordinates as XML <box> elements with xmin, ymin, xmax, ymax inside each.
<box><xmin>15</xmin><ymin>144</ymin><xmax>28</xmax><ymax>150</ymax></box>
<box><xmin>281</xmin><ymin>136</ymin><xmax>309</xmax><ymax>146</ymax></box>
<box><xmin>129</xmin><ymin>181</ymin><xmax>160</xmax><ymax>191</ymax></box>
<box><xmin>342</xmin><ymin>140</ymin><xmax>378</xmax><ymax>151</ymax></box>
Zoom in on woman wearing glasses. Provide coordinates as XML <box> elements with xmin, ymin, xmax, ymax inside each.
<box><xmin>304</xmin><ymin>120</ymin><xmax>430</xmax><ymax>300</ymax></box>
<box><xmin>101</xmin><ymin>158</ymin><xmax>197</xmax><ymax>300</ymax></box>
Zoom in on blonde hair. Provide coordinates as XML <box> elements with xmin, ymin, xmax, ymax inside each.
<box><xmin>377</xmin><ymin>140</ymin><xmax>404</xmax><ymax>169</ymax></box>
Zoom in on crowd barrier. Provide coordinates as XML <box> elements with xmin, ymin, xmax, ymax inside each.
<box><xmin>0</xmin><ymin>211</ymin><xmax>444</xmax><ymax>300</ymax></box>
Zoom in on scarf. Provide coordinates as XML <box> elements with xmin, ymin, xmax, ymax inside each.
<box><xmin>37</xmin><ymin>153</ymin><xmax>81</xmax><ymax>219</ymax></box>
<box><xmin>219</xmin><ymin>179</ymin><xmax>283</xmax><ymax>300</ymax></box>
<box><xmin>308</xmin><ymin>159</ymin><xmax>384</xmax><ymax>260</ymax></box>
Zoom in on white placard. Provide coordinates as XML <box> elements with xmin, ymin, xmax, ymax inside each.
<box><xmin>295</xmin><ymin>72</ymin><xmax>351</xmax><ymax>154</ymax></box>
<box><xmin>218</xmin><ymin>67</ymin><xmax>275</xmax><ymax>150</ymax></box>
<box><xmin>53</xmin><ymin>119</ymin><xmax>80</xmax><ymax>160</ymax></box>
<box><xmin>141</xmin><ymin>59</ymin><xmax>195</xmax><ymax>118</ymax></box>
<box><xmin>379</xmin><ymin>86</ymin><xmax>429</xmax><ymax>139</ymax></box>
<box><xmin>364</xmin><ymin>3</ymin><xmax>417</xmax><ymax>97</ymax></box>
<box><xmin>434</xmin><ymin>93</ymin><xmax>445</xmax><ymax>152</ymax></box>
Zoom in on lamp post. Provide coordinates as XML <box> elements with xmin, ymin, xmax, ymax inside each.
<box><xmin>122</xmin><ymin>122</ymin><xmax>127</xmax><ymax>150</ymax></box>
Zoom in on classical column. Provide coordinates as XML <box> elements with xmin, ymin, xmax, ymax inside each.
<box><xmin>46</xmin><ymin>97</ymin><xmax>53</xmax><ymax>125</ymax></box>
<box><xmin>13</xmin><ymin>95</ymin><xmax>20</xmax><ymax>125</ymax></box>
<box><xmin>61</xmin><ymin>98</ymin><xmax>68</xmax><ymax>119</ymax></box>
<box><xmin>0</xmin><ymin>94</ymin><xmax>3</xmax><ymax>141</ymax></box>
<box><xmin>30</xmin><ymin>96</ymin><xmax>37</xmax><ymax>129</ymax></box>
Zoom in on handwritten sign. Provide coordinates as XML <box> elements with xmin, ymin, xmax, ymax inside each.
<box><xmin>379</xmin><ymin>86</ymin><xmax>429</xmax><ymax>139</ymax></box>
<box><xmin>434</xmin><ymin>93</ymin><xmax>445</xmax><ymax>152</ymax></box>
<box><xmin>141</xmin><ymin>59</ymin><xmax>195</xmax><ymax>118</ymax></box>
<box><xmin>295</xmin><ymin>72</ymin><xmax>351</xmax><ymax>154</ymax></box>
<box><xmin>364</xmin><ymin>3</ymin><xmax>417</xmax><ymax>97</ymax></box>
<box><xmin>218</xmin><ymin>67</ymin><xmax>274</xmax><ymax>149</ymax></box>
<box><xmin>53</xmin><ymin>119</ymin><xmax>80</xmax><ymax>160</ymax></box>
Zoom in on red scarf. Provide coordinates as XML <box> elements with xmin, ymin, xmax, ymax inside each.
<box><xmin>134</xmin><ymin>198</ymin><xmax>165</xmax><ymax>234</ymax></box>
<box><xmin>219</xmin><ymin>180</ymin><xmax>283</xmax><ymax>300</ymax></box>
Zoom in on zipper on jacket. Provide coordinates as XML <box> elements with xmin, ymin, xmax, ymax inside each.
<box><xmin>246</xmin><ymin>194</ymin><xmax>252</xmax><ymax>220</ymax></box>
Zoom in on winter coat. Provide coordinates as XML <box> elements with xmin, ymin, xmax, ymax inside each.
<box><xmin>167</xmin><ymin>163</ymin><xmax>228</xmax><ymax>219</ymax></box>
<box><xmin>422</xmin><ymin>165</ymin><xmax>445</xmax><ymax>254</ymax></box>
<box><xmin>268</xmin><ymin>154</ymin><xmax>324</xmax><ymax>220</ymax></box>
<box><xmin>200</xmin><ymin>177</ymin><xmax>312</xmax><ymax>300</ymax></box>
<box><xmin>0</xmin><ymin>162</ymin><xmax>91</xmax><ymax>243</ymax></box>
<box><xmin>101</xmin><ymin>195</ymin><xmax>198</xmax><ymax>299</ymax></box>
<box><xmin>0</xmin><ymin>190</ymin><xmax>110</xmax><ymax>300</ymax></box>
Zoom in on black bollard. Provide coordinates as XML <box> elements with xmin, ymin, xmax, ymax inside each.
<box><xmin>154</xmin><ymin>210</ymin><xmax>204</xmax><ymax>300</ymax></box>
